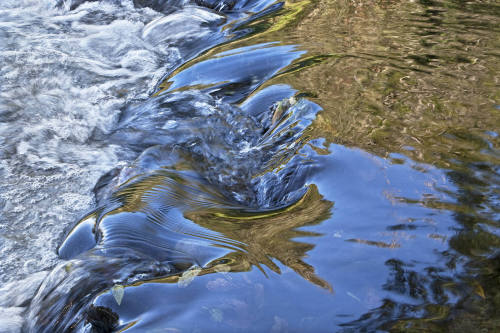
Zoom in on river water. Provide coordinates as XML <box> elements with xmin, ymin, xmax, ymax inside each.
<box><xmin>0</xmin><ymin>0</ymin><xmax>499</xmax><ymax>332</ymax></box>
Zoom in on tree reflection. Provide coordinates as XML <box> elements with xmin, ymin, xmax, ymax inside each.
<box><xmin>341</xmin><ymin>163</ymin><xmax>500</xmax><ymax>331</ymax></box>
<box><xmin>184</xmin><ymin>184</ymin><xmax>334</xmax><ymax>291</ymax></box>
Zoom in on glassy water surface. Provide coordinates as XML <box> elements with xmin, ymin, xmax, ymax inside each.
<box><xmin>0</xmin><ymin>0</ymin><xmax>498</xmax><ymax>331</ymax></box>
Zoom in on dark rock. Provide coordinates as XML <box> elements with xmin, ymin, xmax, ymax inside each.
<box><xmin>86</xmin><ymin>305</ymin><xmax>119</xmax><ymax>333</ymax></box>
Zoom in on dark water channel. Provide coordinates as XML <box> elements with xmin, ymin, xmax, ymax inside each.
<box><xmin>0</xmin><ymin>0</ymin><xmax>499</xmax><ymax>332</ymax></box>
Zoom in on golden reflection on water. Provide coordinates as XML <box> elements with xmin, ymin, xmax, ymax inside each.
<box><xmin>161</xmin><ymin>0</ymin><xmax>499</xmax><ymax>169</ymax></box>
<box><xmin>117</xmin><ymin>182</ymin><xmax>334</xmax><ymax>292</ymax></box>
<box><xmin>185</xmin><ymin>184</ymin><xmax>333</xmax><ymax>291</ymax></box>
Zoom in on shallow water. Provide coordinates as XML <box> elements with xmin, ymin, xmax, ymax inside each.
<box><xmin>0</xmin><ymin>0</ymin><xmax>499</xmax><ymax>332</ymax></box>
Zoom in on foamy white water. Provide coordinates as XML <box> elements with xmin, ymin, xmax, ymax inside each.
<box><xmin>0</xmin><ymin>1</ymin><xmax>229</xmax><ymax>330</ymax></box>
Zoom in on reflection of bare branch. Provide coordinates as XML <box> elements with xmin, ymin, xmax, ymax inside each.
<box><xmin>346</xmin><ymin>238</ymin><xmax>400</xmax><ymax>249</ymax></box>
<box><xmin>185</xmin><ymin>184</ymin><xmax>334</xmax><ymax>291</ymax></box>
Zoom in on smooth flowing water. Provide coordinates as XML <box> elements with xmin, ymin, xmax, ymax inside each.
<box><xmin>0</xmin><ymin>0</ymin><xmax>499</xmax><ymax>332</ymax></box>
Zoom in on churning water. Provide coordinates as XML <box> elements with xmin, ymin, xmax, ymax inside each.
<box><xmin>0</xmin><ymin>0</ymin><xmax>499</xmax><ymax>332</ymax></box>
